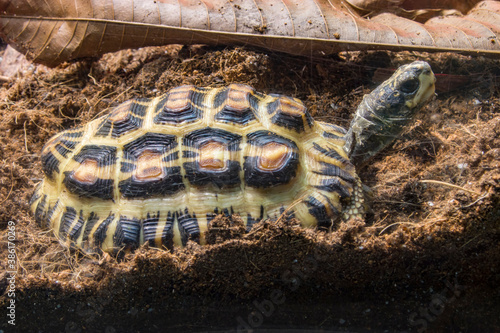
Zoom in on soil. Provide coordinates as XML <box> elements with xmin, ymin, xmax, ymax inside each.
<box><xmin>0</xmin><ymin>44</ymin><xmax>498</xmax><ymax>332</ymax></box>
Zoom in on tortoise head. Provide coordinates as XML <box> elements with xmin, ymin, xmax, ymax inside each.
<box><xmin>344</xmin><ymin>61</ymin><xmax>436</xmax><ymax>167</ymax></box>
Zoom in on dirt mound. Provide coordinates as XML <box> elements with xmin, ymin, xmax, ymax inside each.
<box><xmin>0</xmin><ymin>45</ymin><xmax>499</xmax><ymax>332</ymax></box>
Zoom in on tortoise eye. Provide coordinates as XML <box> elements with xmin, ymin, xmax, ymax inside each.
<box><xmin>400</xmin><ymin>78</ymin><xmax>420</xmax><ymax>94</ymax></box>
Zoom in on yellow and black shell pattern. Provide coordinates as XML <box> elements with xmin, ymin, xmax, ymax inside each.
<box><xmin>30</xmin><ymin>84</ymin><xmax>363</xmax><ymax>254</ymax></box>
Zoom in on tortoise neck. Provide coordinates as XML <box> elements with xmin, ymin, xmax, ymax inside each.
<box><xmin>344</xmin><ymin>92</ymin><xmax>412</xmax><ymax>167</ymax></box>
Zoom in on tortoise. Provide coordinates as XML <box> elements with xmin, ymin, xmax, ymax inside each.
<box><xmin>30</xmin><ymin>61</ymin><xmax>435</xmax><ymax>254</ymax></box>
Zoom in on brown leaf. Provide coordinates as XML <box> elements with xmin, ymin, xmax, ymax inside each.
<box><xmin>346</xmin><ymin>0</ymin><xmax>482</xmax><ymax>13</ymax></box>
<box><xmin>0</xmin><ymin>0</ymin><xmax>499</xmax><ymax>67</ymax></box>
<box><xmin>345</xmin><ymin>0</ymin><xmax>484</xmax><ymax>22</ymax></box>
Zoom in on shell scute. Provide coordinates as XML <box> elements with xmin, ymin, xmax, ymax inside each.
<box><xmin>118</xmin><ymin>132</ymin><xmax>184</xmax><ymax>198</ymax></box>
<box><xmin>177</xmin><ymin>209</ymin><xmax>201</xmax><ymax>246</ymax></box>
<box><xmin>96</xmin><ymin>100</ymin><xmax>147</xmax><ymax>138</ymax></box>
<box><xmin>41</xmin><ymin>128</ymin><xmax>83</xmax><ymax>180</ymax></box>
<box><xmin>243</xmin><ymin>130</ymin><xmax>300</xmax><ymax>188</ymax></box>
<box><xmin>81</xmin><ymin>212</ymin><xmax>99</xmax><ymax>247</ymax></box>
<box><xmin>183</xmin><ymin>127</ymin><xmax>242</xmax><ymax>188</ymax></box>
<box><xmin>214</xmin><ymin>84</ymin><xmax>258</xmax><ymax>125</ymax></box>
<box><xmin>41</xmin><ymin>150</ymin><xmax>61</xmax><ymax>180</ymax></box>
<box><xmin>267</xmin><ymin>95</ymin><xmax>312</xmax><ymax>132</ymax></box>
<box><xmin>113</xmin><ymin>216</ymin><xmax>141</xmax><ymax>251</ymax></box>
<box><xmin>154</xmin><ymin>85</ymin><xmax>203</xmax><ymax>125</ymax></box>
<box><xmin>92</xmin><ymin>214</ymin><xmax>114</xmax><ymax>250</ymax></box>
<box><xmin>58</xmin><ymin>206</ymin><xmax>86</xmax><ymax>246</ymax></box>
<box><xmin>62</xmin><ymin>145</ymin><xmax>117</xmax><ymax>200</ymax></box>
<box><xmin>142</xmin><ymin>212</ymin><xmax>163</xmax><ymax>247</ymax></box>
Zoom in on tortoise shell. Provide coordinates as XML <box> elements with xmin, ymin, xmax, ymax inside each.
<box><xmin>30</xmin><ymin>84</ymin><xmax>363</xmax><ymax>253</ymax></box>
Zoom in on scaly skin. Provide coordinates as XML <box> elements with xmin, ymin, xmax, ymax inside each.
<box><xmin>344</xmin><ymin>61</ymin><xmax>436</xmax><ymax>167</ymax></box>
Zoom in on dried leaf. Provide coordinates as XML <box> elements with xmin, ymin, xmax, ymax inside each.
<box><xmin>1</xmin><ymin>0</ymin><xmax>499</xmax><ymax>67</ymax></box>
<box><xmin>345</xmin><ymin>0</ymin><xmax>484</xmax><ymax>22</ymax></box>
<box><xmin>346</xmin><ymin>0</ymin><xmax>482</xmax><ymax>13</ymax></box>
